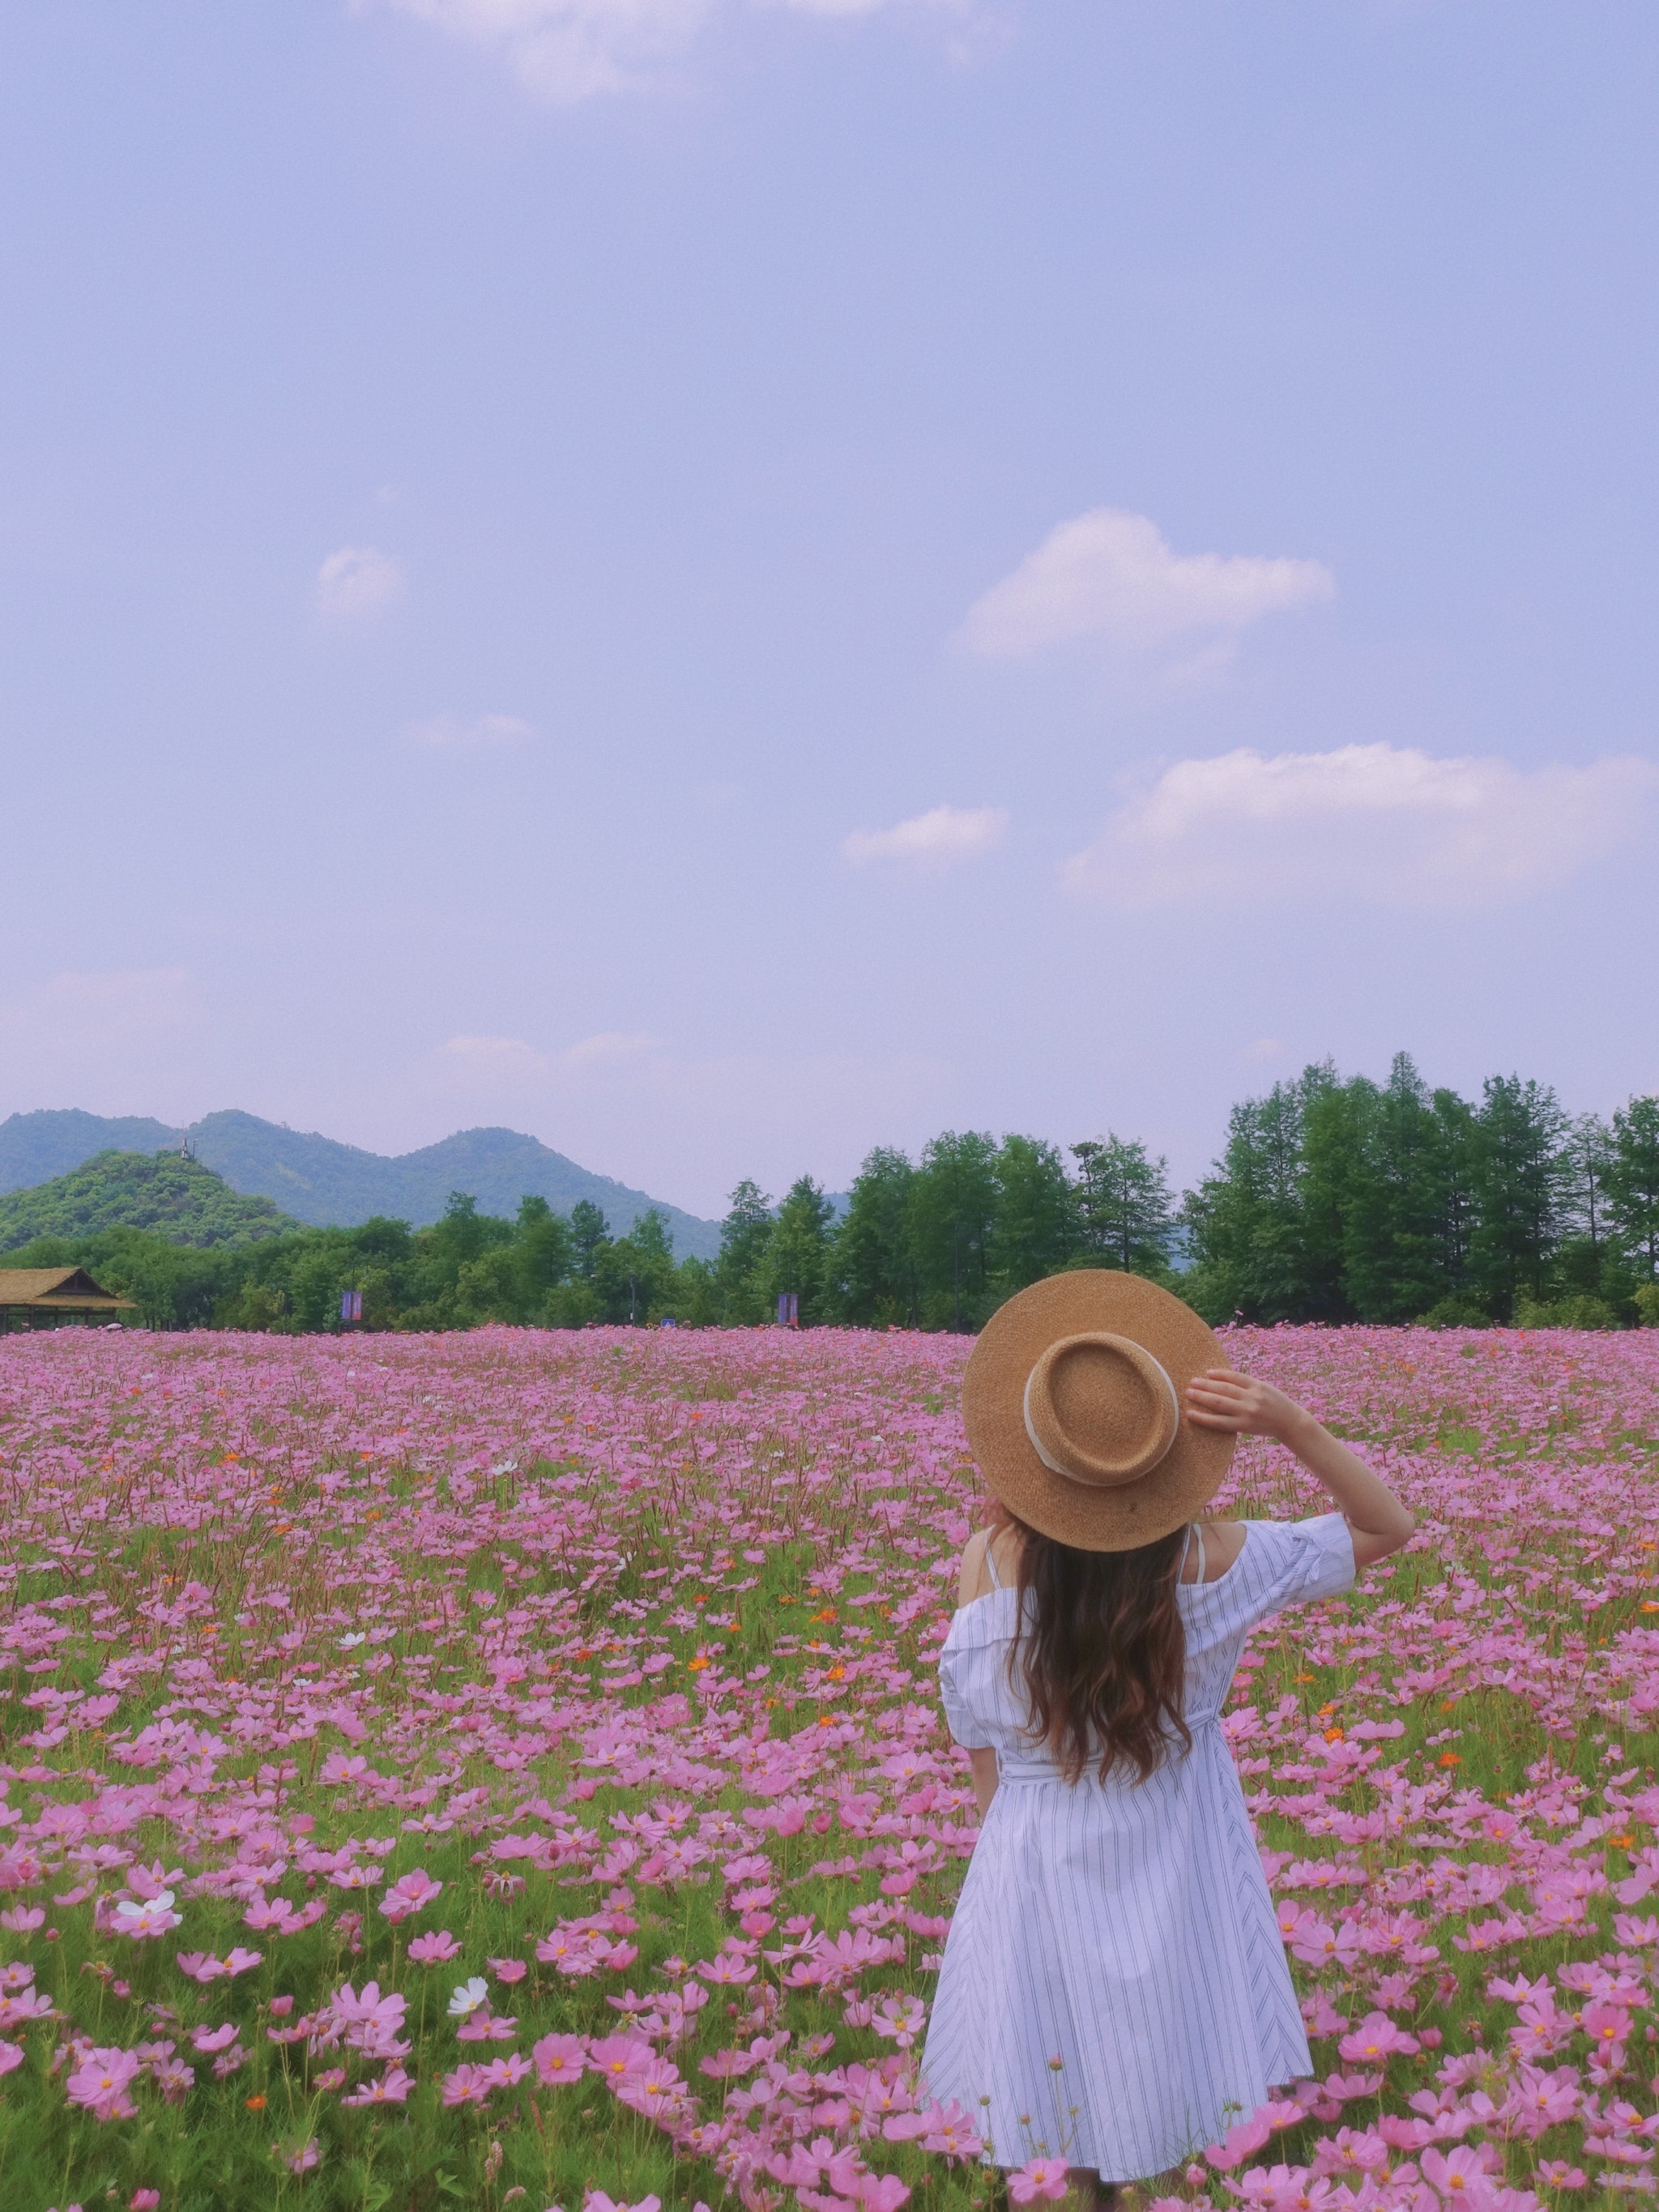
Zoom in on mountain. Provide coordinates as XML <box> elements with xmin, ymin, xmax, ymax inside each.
<box><xmin>0</xmin><ymin>1151</ymin><xmax>301</xmax><ymax>1253</ymax></box>
<box><xmin>0</xmin><ymin>1110</ymin><xmax>181</xmax><ymax>1188</ymax></box>
<box><xmin>0</xmin><ymin>1109</ymin><xmax>723</xmax><ymax>1260</ymax></box>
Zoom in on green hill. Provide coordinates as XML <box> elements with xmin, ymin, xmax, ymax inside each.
<box><xmin>0</xmin><ymin>1151</ymin><xmax>302</xmax><ymax>1253</ymax></box>
<box><xmin>0</xmin><ymin>1108</ymin><xmax>723</xmax><ymax>1259</ymax></box>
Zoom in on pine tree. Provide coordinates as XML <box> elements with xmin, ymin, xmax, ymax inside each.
<box><xmin>763</xmin><ymin>1177</ymin><xmax>835</xmax><ymax>1322</ymax></box>
<box><xmin>714</xmin><ymin>1180</ymin><xmax>774</xmax><ymax>1323</ymax></box>
<box><xmin>1607</xmin><ymin>1097</ymin><xmax>1659</xmax><ymax>1279</ymax></box>
<box><xmin>1069</xmin><ymin>1134</ymin><xmax>1176</xmax><ymax>1275</ymax></box>
<box><xmin>1468</xmin><ymin>1075</ymin><xmax>1569</xmax><ymax>1319</ymax></box>
<box><xmin>910</xmin><ymin>1131</ymin><xmax>1000</xmax><ymax>1331</ymax></box>
<box><xmin>826</xmin><ymin>1148</ymin><xmax>918</xmax><ymax>1325</ymax></box>
<box><xmin>989</xmin><ymin>1135</ymin><xmax>1075</xmax><ymax>1290</ymax></box>
<box><xmin>1182</xmin><ymin>1075</ymin><xmax>1315</xmax><ymax>1322</ymax></box>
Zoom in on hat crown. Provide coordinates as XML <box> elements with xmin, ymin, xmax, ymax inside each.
<box><xmin>1021</xmin><ymin>1331</ymin><xmax>1180</xmax><ymax>1491</ymax></box>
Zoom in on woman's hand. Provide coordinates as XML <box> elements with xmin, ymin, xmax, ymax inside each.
<box><xmin>1185</xmin><ymin>1367</ymin><xmax>1415</xmax><ymax>1567</ymax></box>
<box><xmin>1184</xmin><ymin>1369</ymin><xmax>1315</xmax><ymax>1445</ymax></box>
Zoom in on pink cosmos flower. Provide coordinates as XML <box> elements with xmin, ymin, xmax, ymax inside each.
<box><xmin>1206</xmin><ymin>2114</ymin><xmax>1275</xmax><ymax>2171</ymax></box>
<box><xmin>582</xmin><ymin>2196</ymin><xmax>663</xmax><ymax>2212</ymax></box>
<box><xmin>112</xmin><ymin>1891</ymin><xmax>180</xmax><ymax>1940</ymax></box>
<box><xmin>531</xmin><ymin>2032</ymin><xmax>586</xmax><ymax>2085</ymax></box>
<box><xmin>440</xmin><ymin>2062</ymin><xmax>494</xmax><ymax>2107</ymax></box>
<box><xmin>407</xmin><ymin>1929</ymin><xmax>462</xmax><ymax>1965</ymax></box>
<box><xmin>1007</xmin><ymin>2159</ymin><xmax>1071</xmax><ymax>2204</ymax></box>
<box><xmin>342</xmin><ymin>2065</ymin><xmax>415</xmax><ymax>2105</ymax></box>
<box><xmin>284</xmin><ymin>2140</ymin><xmax>321</xmax><ymax>2174</ymax></box>
<box><xmin>66</xmin><ymin>2046</ymin><xmax>142</xmax><ymax>2121</ymax></box>
<box><xmin>870</xmin><ymin>1994</ymin><xmax>927</xmax><ymax>2048</ymax></box>
<box><xmin>1421</xmin><ymin>2146</ymin><xmax>1497</xmax><ymax>2203</ymax></box>
<box><xmin>1337</xmin><ymin>2011</ymin><xmax>1420</xmax><ymax>2064</ymax></box>
<box><xmin>0</xmin><ymin>2040</ymin><xmax>23</xmax><ymax>2077</ymax></box>
<box><xmin>379</xmin><ymin>1868</ymin><xmax>443</xmax><ymax>1924</ymax></box>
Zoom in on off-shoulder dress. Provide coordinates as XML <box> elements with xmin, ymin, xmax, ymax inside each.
<box><xmin>919</xmin><ymin>1514</ymin><xmax>1355</xmax><ymax>2182</ymax></box>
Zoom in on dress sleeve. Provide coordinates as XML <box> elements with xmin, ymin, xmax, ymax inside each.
<box><xmin>938</xmin><ymin>1642</ymin><xmax>997</xmax><ymax>1752</ymax></box>
<box><xmin>1230</xmin><ymin>1514</ymin><xmax>1356</xmax><ymax>1629</ymax></box>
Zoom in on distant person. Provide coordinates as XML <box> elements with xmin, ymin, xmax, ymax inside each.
<box><xmin>920</xmin><ymin>1271</ymin><xmax>1414</xmax><ymax>2205</ymax></box>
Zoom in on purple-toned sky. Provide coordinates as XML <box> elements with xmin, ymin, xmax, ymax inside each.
<box><xmin>3</xmin><ymin>1</ymin><xmax>1657</xmax><ymax>1215</ymax></box>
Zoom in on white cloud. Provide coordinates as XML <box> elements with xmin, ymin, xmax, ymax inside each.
<box><xmin>358</xmin><ymin>0</ymin><xmax>955</xmax><ymax>101</ymax></box>
<box><xmin>443</xmin><ymin>1034</ymin><xmax>550</xmax><ymax>1070</ymax></box>
<box><xmin>842</xmin><ymin>802</ymin><xmax>1007</xmax><ymax>871</ymax></box>
<box><xmin>560</xmin><ymin>1030</ymin><xmax>660</xmax><ymax>1069</ymax></box>
<box><xmin>1061</xmin><ymin>742</ymin><xmax>1659</xmax><ymax>911</ymax></box>
<box><xmin>409</xmin><ymin>712</ymin><xmax>533</xmax><ymax>750</ymax></box>
<box><xmin>316</xmin><ymin>544</ymin><xmax>406</xmax><ymax>621</ymax></box>
<box><xmin>957</xmin><ymin>507</ymin><xmax>1334</xmax><ymax>660</ymax></box>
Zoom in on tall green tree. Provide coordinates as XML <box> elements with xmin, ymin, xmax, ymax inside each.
<box><xmin>910</xmin><ymin>1131</ymin><xmax>1000</xmax><ymax>1331</ymax></box>
<box><xmin>594</xmin><ymin>1208</ymin><xmax>677</xmax><ymax>1323</ymax></box>
<box><xmin>1069</xmin><ymin>1134</ymin><xmax>1176</xmax><ymax>1275</ymax></box>
<box><xmin>568</xmin><ymin>1201</ymin><xmax>610</xmax><ymax>1282</ymax></box>
<box><xmin>1468</xmin><ymin>1075</ymin><xmax>1569</xmax><ymax>1320</ymax></box>
<box><xmin>826</xmin><ymin>1147</ymin><xmax>918</xmax><ymax>1325</ymax></box>
<box><xmin>714</xmin><ymin>1180</ymin><xmax>774</xmax><ymax>1323</ymax></box>
<box><xmin>1183</xmin><ymin>1074</ymin><xmax>1316</xmax><ymax>1322</ymax></box>
<box><xmin>989</xmin><ymin>1136</ymin><xmax>1075</xmax><ymax>1290</ymax></box>
<box><xmin>1334</xmin><ymin>1056</ymin><xmax>1464</xmax><ymax>1321</ymax></box>
<box><xmin>763</xmin><ymin>1177</ymin><xmax>836</xmax><ymax>1322</ymax></box>
<box><xmin>515</xmin><ymin>1194</ymin><xmax>575</xmax><ymax>1297</ymax></box>
<box><xmin>1608</xmin><ymin>1096</ymin><xmax>1659</xmax><ymax>1279</ymax></box>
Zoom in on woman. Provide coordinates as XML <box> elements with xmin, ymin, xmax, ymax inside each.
<box><xmin>919</xmin><ymin>1272</ymin><xmax>1414</xmax><ymax>2204</ymax></box>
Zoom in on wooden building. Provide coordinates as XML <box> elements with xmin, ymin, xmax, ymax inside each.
<box><xmin>0</xmin><ymin>1267</ymin><xmax>135</xmax><ymax>1333</ymax></box>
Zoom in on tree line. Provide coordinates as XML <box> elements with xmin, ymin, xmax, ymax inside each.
<box><xmin>9</xmin><ymin>1055</ymin><xmax>1657</xmax><ymax>1332</ymax></box>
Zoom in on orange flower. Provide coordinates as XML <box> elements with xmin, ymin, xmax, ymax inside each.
<box><xmin>1324</xmin><ymin>1727</ymin><xmax>1344</xmax><ymax>1744</ymax></box>
<box><xmin>826</xmin><ymin>1665</ymin><xmax>847</xmax><ymax>1682</ymax></box>
<box><xmin>245</xmin><ymin>2093</ymin><xmax>267</xmax><ymax>2110</ymax></box>
<box><xmin>1438</xmin><ymin>1752</ymin><xmax>1462</xmax><ymax>1766</ymax></box>
<box><xmin>687</xmin><ymin>1655</ymin><xmax>710</xmax><ymax>1672</ymax></box>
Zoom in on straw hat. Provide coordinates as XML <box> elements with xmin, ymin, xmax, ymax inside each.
<box><xmin>962</xmin><ymin>1270</ymin><xmax>1235</xmax><ymax>1552</ymax></box>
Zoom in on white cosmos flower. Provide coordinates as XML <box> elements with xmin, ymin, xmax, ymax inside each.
<box><xmin>447</xmin><ymin>1976</ymin><xmax>489</xmax><ymax>2018</ymax></box>
<box><xmin>339</xmin><ymin>1633</ymin><xmax>368</xmax><ymax>1649</ymax></box>
<box><xmin>116</xmin><ymin>1890</ymin><xmax>176</xmax><ymax>1921</ymax></box>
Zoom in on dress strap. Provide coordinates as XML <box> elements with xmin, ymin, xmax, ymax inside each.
<box><xmin>984</xmin><ymin>1535</ymin><xmax>1004</xmax><ymax>1591</ymax></box>
<box><xmin>1179</xmin><ymin>1522</ymin><xmax>1205</xmax><ymax>1586</ymax></box>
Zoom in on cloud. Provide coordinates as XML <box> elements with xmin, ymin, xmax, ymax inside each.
<box><xmin>560</xmin><ymin>1030</ymin><xmax>660</xmax><ymax>1070</ymax></box>
<box><xmin>358</xmin><ymin>0</ymin><xmax>957</xmax><ymax>102</ymax></box>
<box><xmin>316</xmin><ymin>544</ymin><xmax>405</xmax><ymax>622</ymax></box>
<box><xmin>409</xmin><ymin>712</ymin><xmax>533</xmax><ymax>750</ymax></box>
<box><xmin>1061</xmin><ymin>742</ymin><xmax>1659</xmax><ymax>911</ymax></box>
<box><xmin>957</xmin><ymin>507</ymin><xmax>1333</xmax><ymax>660</ymax></box>
<box><xmin>443</xmin><ymin>1034</ymin><xmax>550</xmax><ymax>1070</ymax></box>
<box><xmin>842</xmin><ymin>803</ymin><xmax>1008</xmax><ymax>871</ymax></box>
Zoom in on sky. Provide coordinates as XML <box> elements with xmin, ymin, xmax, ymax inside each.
<box><xmin>2</xmin><ymin>0</ymin><xmax>1657</xmax><ymax>1220</ymax></box>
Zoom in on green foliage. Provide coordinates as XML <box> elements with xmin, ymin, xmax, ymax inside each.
<box><xmin>1071</xmin><ymin>1132</ymin><xmax>1178</xmax><ymax>1276</ymax></box>
<box><xmin>1608</xmin><ymin>1095</ymin><xmax>1659</xmax><ymax>1278</ymax></box>
<box><xmin>15</xmin><ymin>1076</ymin><xmax>1659</xmax><ymax>1336</ymax></box>
<box><xmin>1187</xmin><ymin>1065</ymin><xmax>1656</xmax><ymax>1328</ymax></box>
<box><xmin>828</xmin><ymin>1148</ymin><xmax>919</xmax><ymax>1325</ymax></box>
<box><xmin>0</xmin><ymin>1150</ymin><xmax>299</xmax><ymax>1253</ymax></box>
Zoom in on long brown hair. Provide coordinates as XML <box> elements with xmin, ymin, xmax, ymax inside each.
<box><xmin>1001</xmin><ymin>1509</ymin><xmax>1192</xmax><ymax>1785</ymax></box>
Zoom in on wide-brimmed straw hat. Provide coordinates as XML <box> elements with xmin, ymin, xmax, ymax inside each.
<box><xmin>962</xmin><ymin>1270</ymin><xmax>1235</xmax><ymax>1552</ymax></box>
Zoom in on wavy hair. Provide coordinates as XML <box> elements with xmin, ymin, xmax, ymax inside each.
<box><xmin>1000</xmin><ymin>1509</ymin><xmax>1192</xmax><ymax>1785</ymax></box>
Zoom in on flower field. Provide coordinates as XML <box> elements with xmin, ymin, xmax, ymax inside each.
<box><xmin>0</xmin><ymin>1323</ymin><xmax>1657</xmax><ymax>2212</ymax></box>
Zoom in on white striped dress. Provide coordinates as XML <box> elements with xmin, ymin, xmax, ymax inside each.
<box><xmin>919</xmin><ymin>1514</ymin><xmax>1356</xmax><ymax>2183</ymax></box>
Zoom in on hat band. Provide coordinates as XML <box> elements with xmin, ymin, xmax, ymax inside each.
<box><xmin>1021</xmin><ymin>1340</ymin><xmax>1180</xmax><ymax>1488</ymax></box>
